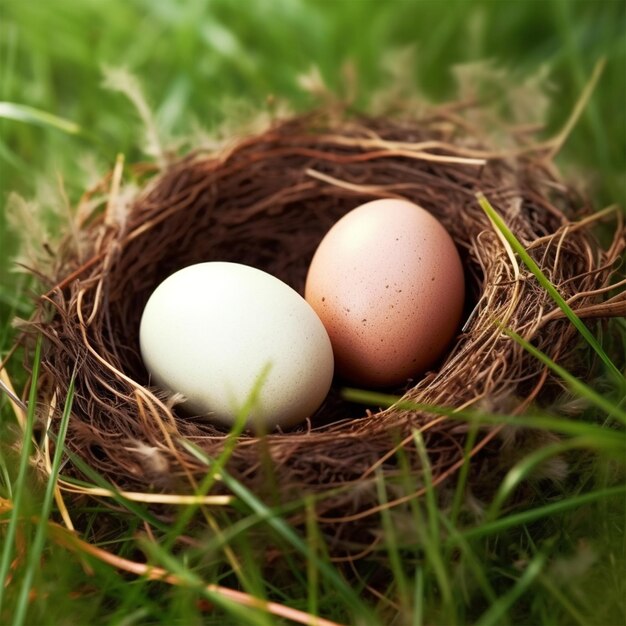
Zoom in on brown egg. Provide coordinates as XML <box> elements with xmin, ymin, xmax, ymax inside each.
<box><xmin>305</xmin><ymin>199</ymin><xmax>465</xmax><ymax>387</ymax></box>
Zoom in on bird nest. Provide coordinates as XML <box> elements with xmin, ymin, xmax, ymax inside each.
<box><xmin>19</xmin><ymin>107</ymin><xmax>625</xmax><ymax>546</ymax></box>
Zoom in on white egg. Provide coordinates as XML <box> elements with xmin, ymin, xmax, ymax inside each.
<box><xmin>139</xmin><ymin>262</ymin><xmax>334</xmax><ymax>431</ymax></box>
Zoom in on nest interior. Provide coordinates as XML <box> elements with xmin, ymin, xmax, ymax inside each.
<box><xmin>30</xmin><ymin>109</ymin><xmax>625</xmax><ymax>532</ymax></box>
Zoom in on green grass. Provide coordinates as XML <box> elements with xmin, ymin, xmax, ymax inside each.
<box><xmin>1</xmin><ymin>0</ymin><xmax>625</xmax><ymax>624</ymax></box>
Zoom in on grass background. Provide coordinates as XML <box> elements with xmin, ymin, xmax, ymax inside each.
<box><xmin>1</xmin><ymin>0</ymin><xmax>625</xmax><ymax>624</ymax></box>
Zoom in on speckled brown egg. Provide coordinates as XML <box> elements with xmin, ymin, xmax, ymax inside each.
<box><xmin>304</xmin><ymin>198</ymin><xmax>465</xmax><ymax>387</ymax></box>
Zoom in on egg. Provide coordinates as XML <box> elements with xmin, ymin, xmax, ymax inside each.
<box><xmin>140</xmin><ymin>262</ymin><xmax>334</xmax><ymax>431</ymax></box>
<box><xmin>305</xmin><ymin>199</ymin><xmax>465</xmax><ymax>387</ymax></box>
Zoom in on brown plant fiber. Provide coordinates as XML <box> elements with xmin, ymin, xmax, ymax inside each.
<box><xmin>27</xmin><ymin>109</ymin><xmax>625</xmax><ymax>529</ymax></box>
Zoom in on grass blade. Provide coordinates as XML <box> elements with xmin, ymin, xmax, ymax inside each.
<box><xmin>449</xmin><ymin>423</ymin><xmax>479</xmax><ymax>527</ymax></box>
<box><xmin>537</xmin><ymin>571</ymin><xmax>588</xmax><ymax>626</ymax></box>
<box><xmin>412</xmin><ymin>430</ymin><xmax>453</xmax><ymax>610</ymax></box>
<box><xmin>503</xmin><ymin>326</ymin><xmax>626</xmax><ymax>425</ymax></box>
<box><xmin>438</xmin><ymin>513</ymin><xmax>498</xmax><ymax>607</ymax></box>
<box><xmin>412</xmin><ymin>567</ymin><xmax>424</xmax><ymax>626</ymax></box>
<box><xmin>375</xmin><ymin>467</ymin><xmax>410</xmax><ymax>612</ymax></box>
<box><xmin>485</xmin><ymin>437</ymin><xmax>603</xmax><ymax>521</ymax></box>
<box><xmin>476</xmin><ymin>551</ymin><xmax>546</xmax><ymax>626</ymax></box>
<box><xmin>477</xmin><ymin>191</ymin><xmax>624</xmax><ymax>387</ymax></box>
<box><xmin>304</xmin><ymin>495</ymin><xmax>320</xmax><ymax>620</ymax></box>
<box><xmin>456</xmin><ymin>484</ymin><xmax>626</xmax><ymax>541</ymax></box>
<box><xmin>343</xmin><ymin>388</ymin><xmax>626</xmax><ymax>448</ymax></box>
<box><xmin>0</xmin><ymin>336</ymin><xmax>41</xmax><ymax>613</ymax></box>
<box><xmin>12</xmin><ymin>373</ymin><xmax>75</xmax><ymax>626</ymax></box>
<box><xmin>0</xmin><ymin>102</ymin><xmax>82</xmax><ymax>135</ymax></box>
